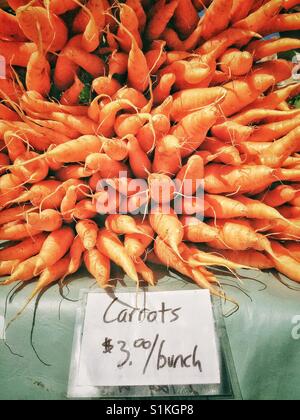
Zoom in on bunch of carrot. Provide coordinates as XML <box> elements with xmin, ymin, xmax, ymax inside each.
<box><xmin>0</xmin><ymin>0</ymin><xmax>300</xmax><ymax>313</ymax></box>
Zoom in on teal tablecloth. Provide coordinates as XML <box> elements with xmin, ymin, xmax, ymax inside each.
<box><xmin>0</xmin><ymin>268</ymin><xmax>299</xmax><ymax>400</ymax></box>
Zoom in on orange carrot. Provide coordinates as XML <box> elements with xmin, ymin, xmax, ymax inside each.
<box><xmin>26</xmin><ymin>210</ymin><xmax>63</xmax><ymax>232</ymax></box>
<box><xmin>128</xmin><ymin>135</ymin><xmax>152</xmax><ymax>179</ymax></box>
<box><xmin>16</xmin><ymin>5</ymin><xmax>68</xmax><ymax>52</ymax></box>
<box><xmin>234</xmin><ymin>0</ymin><xmax>283</xmax><ymax>32</ymax></box>
<box><xmin>97</xmin><ymin>228</ymin><xmax>139</xmax><ymax>283</ymax></box>
<box><xmin>170</xmin><ymin>86</ymin><xmax>226</xmax><ymax>121</ymax></box>
<box><xmin>204</xmin><ymin>164</ymin><xmax>275</xmax><ymax>194</ymax></box>
<box><xmin>84</xmin><ymin>248</ymin><xmax>110</xmax><ymax>288</ymax></box>
<box><xmin>0</xmin><ymin>232</ymin><xmax>47</xmax><ymax>262</ymax></box>
<box><xmin>153</xmin><ymin>135</ymin><xmax>181</xmax><ymax>176</ymax></box>
<box><xmin>171</xmin><ymin>107</ymin><xmax>218</xmax><ymax>157</ymax></box>
<box><xmin>202</xmin><ymin>0</ymin><xmax>233</xmax><ymax>40</ymax></box>
<box><xmin>34</xmin><ymin>226</ymin><xmax>75</xmax><ymax>275</ymax></box>
<box><xmin>180</xmin><ymin>216</ymin><xmax>219</xmax><ymax>243</ymax></box>
<box><xmin>146</xmin><ymin>0</ymin><xmax>178</xmax><ymax>41</ymax></box>
<box><xmin>220</xmin><ymin>48</ymin><xmax>253</xmax><ymax>76</ymax></box>
<box><xmin>205</xmin><ymin>194</ymin><xmax>248</xmax><ymax>218</ymax></box>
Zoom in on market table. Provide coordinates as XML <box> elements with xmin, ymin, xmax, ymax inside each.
<box><xmin>0</xmin><ymin>267</ymin><xmax>299</xmax><ymax>400</ymax></box>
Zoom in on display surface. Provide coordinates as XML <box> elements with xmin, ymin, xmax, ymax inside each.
<box><xmin>0</xmin><ymin>269</ymin><xmax>299</xmax><ymax>400</ymax></box>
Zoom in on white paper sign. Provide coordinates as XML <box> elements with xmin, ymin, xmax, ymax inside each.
<box><xmin>77</xmin><ymin>290</ymin><xmax>220</xmax><ymax>387</ymax></box>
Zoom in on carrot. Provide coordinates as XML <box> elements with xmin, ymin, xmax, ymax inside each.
<box><xmin>117</xmin><ymin>3</ymin><xmax>142</xmax><ymax>53</ymax></box>
<box><xmin>259</xmin><ymin>185</ymin><xmax>296</xmax><ymax>207</ymax></box>
<box><xmin>198</xmin><ymin>27</ymin><xmax>260</xmax><ymax>57</ymax></box>
<box><xmin>253</xmin><ymin>59</ymin><xmax>293</xmax><ymax>84</ymax></box>
<box><xmin>211</xmin><ymin>121</ymin><xmax>254</xmax><ymax>143</ymax></box>
<box><xmin>60</xmin><ymin>186</ymin><xmax>77</xmax><ymax>223</ymax></box>
<box><xmin>182</xmin><ymin>244</ymin><xmax>253</xmax><ymax>271</ymax></box>
<box><xmin>205</xmin><ymin>194</ymin><xmax>248</xmax><ymax>219</ymax></box>
<box><xmin>128</xmin><ymin>135</ymin><xmax>152</xmax><ymax>179</ymax></box>
<box><xmin>134</xmin><ymin>257</ymin><xmax>156</xmax><ymax>286</ymax></box>
<box><xmin>173</xmin><ymin>0</ymin><xmax>199</xmax><ymax>37</ymax></box>
<box><xmin>0</xmin><ymin>9</ymin><xmax>27</xmax><ymax>42</ymax></box>
<box><xmin>105</xmin><ymin>214</ymin><xmax>143</xmax><ymax>235</ymax></box>
<box><xmin>146</xmin><ymin>0</ymin><xmax>178</xmax><ymax>41</ymax></box>
<box><xmin>235</xmin><ymin>195</ymin><xmax>288</xmax><ymax>222</ymax></box>
<box><xmin>148</xmin><ymin>173</ymin><xmax>176</xmax><ymax>205</ymax></box>
<box><xmin>26</xmin><ymin>210</ymin><xmax>63</xmax><ymax>232</ymax></box>
<box><xmin>247</xmin><ymin>37</ymin><xmax>300</xmax><ymax>61</ymax></box>
<box><xmin>0</xmin><ymin>221</ymin><xmax>42</xmax><ymax>241</ymax></box>
<box><xmin>0</xmin><ymin>153</ymin><xmax>9</xmax><ymax>174</ymax></box>
<box><xmin>171</xmin><ymin>107</ymin><xmax>218</xmax><ymax>157</ymax></box>
<box><xmin>64</xmin><ymin>46</ymin><xmax>105</xmax><ymax>79</ymax></box>
<box><xmin>46</xmin><ymin>0</ymin><xmax>78</xmax><ymax>15</ymax></box>
<box><xmin>66</xmin><ymin>236</ymin><xmax>85</xmax><ymax>275</ymax></box>
<box><xmin>0</xmin><ymin>260</ymin><xmax>20</xmax><ymax>277</ymax></box>
<box><xmin>85</xmin><ymin>153</ymin><xmax>128</xmax><ymax>178</ymax></box>
<box><xmin>73</xmin><ymin>199</ymin><xmax>98</xmax><ymax>220</ymax></box>
<box><xmin>278</xmin><ymin>206</ymin><xmax>300</xmax><ymax>219</ymax></box>
<box><xmin>0</xmin><ymin>255</ymin><xmax>41</xmax><ymax>286</ymax></box>
<box><xmin>234</xmin><ymin>0</ymin><xmax>283</xmax><ymax>32</ymax></box>
<box><xmin>0</xmin><ymin>232</ymin><xmax>47</xmax><ymax>262</ymax></box>
<box><xmin>124</xmin><ymin>222</ymin><xmax>154</xmax><ymax>258</ymax></box>
<box><xmin>199</xmin><ymin>138</ymin><xmax>242</xmax><ymax>166</ymax></box>
<box><xmin>84</xmin><ymin>248</ymin><xmax>110</xmax><ymax>288</ymax></box>
<box><xmin>154</xmin><ymin>236</ymin><xmax>196</xmax><ymax>280</ymax></box>
<box><xmin>43</xmin><ymin>136</ymin><xmax>103</xmax><ymax>163</ymax></box>
<box><xmin>209</xmin><ymin>219</ymin><xmax>274</xmax><ymax>254</ymax></box>
<box><xmin>113</xmin><ymin>87</ymin><xmax>148</xmax><ymax>109</ymax></box>
<box><xmin>137</xmin><ymin>114</ymin><xmax>170</xmax><ymax>154</ymax></box>
<box><xmin>103</xmin><ymin>138</ymin><xmax>129</xmax><ymax>162</ymax></box>
<box><xmin>180</xmin><ymin>216</ymin><xmax>219</xmax><ymax>243</ymax></box>
<box><xmin>97</xmin><ymin>228</ymin><xmax>139</xmax><ymax>283</ymax></box>
<box><xmin>0</xmin><ymin>104</ymin><xmax>20</xmax><ymax>122</ymax></box>
<box><xmin>231</xmin><ymin>0</ymin><xmax>255</xmax><ymax>23</ymax></box>
<box><xmin>153</xmin><ymin>135</ymin><xmax>181</xmax><ymax>176</ymax></box>
<box><xmin>108</xmin><ymin>52</ymin><xmax>129</xmax><ymax>76</ymax></box>
<box><xmin>155</xmin><ymin>237</ymin><xmax>223</xmax><ymax>295</ymax></box>
<box><xmin>202</xmin><ymin>0</ymin><xmax>233</xmax><ymax>40</ymax></box>
<box><xmin>204</xmin><ymin>164</ymin><xmax>275</xmax><ymax>194</ymax></box>
<box><xmin>34</xmin><ymin>226</ymin><xmax>75</xmax><ymax>275</ymax></box>
<box><xmin>60</xmin><ymin>75</ymin><xmax>84</xmax><ymax>106</ymax></box>
<box><xmin>16</xmin><ymin>5</ymin><xmax>68</xmax><ymax>52</ymax></box>
<box><xmin>145</xmin><ymin>43</ymin><xmax>167</xmax><ymax>75</ymax></box>
<box><xmin>127</xmin><ymin>0</ymin><xmax>147</xmax><ymax>31</ymax></box>
<box><xmin>0</xmin><ymin>204</ymin><xmax>33</xmax><ymax>226</ymax></box>
<box><xmin>115</xmin><ymin>113</ymin><xmax>149</xmax><ymax>137</ymax></box>
<box><xmin>0</xmin><ymin>173</ymin><xmax>25</xmax><ymax>209</ymax></box>
<box><xmin>220</xmin><ymin>48</ymin><xmax>253</xmax><ymax>76</ymax></box>
<box><xmin>284</xmin><ymin>242</ymin><xmax>300</xmax><ymax>262</ymax></box>
<box><xmin>248</xmin><ymin>117</ymin><xmax>300</xmax><ymax>143</ymax></box>
<box><xmin>11</xmin><ymin>151</ymin><xmax>49</xmax><ymax>184</ymax></box>
<box><xmin>176</xmin><ymin>155</ymin><xmax>204</xmax><ymax>196</ymax></box>
<box><xmin>258</xmin><ymin>126</ymin><xmax>300</xmax><ymax>168</ymax></box>
<box><xmin>149</xmin><ymin>211</ymin><xmax>184</xmax><ymax>256</ymax></box>
<box><xmin>153</xmin><ymin>73</ymin><xmax>176</xmax><ymax>105</ymax></box>
<box><xmin>269</xmin><ymin>241</ymin><xmax>300</xmax><ymax>283</ymax></box>
<box><xmin>261</xmin><ymin>12</ymin><xmax>300</xmax><ymax>35</ymax></box>
<box><xmin>219</xmin><ymin>73</ymin><xmax>275</xmax><ymax>117</ymax></box>
<box><xmin>127</xmin><ymin>36</ymin><xmax>149</xmax><ymax>93</ymax></box>
<box><xmin>208</xmin><ymin>248</ymin><xmax>274</xmax><ymax>270</ymax></box>
<box><xmin>0</xmin><ymin>41</ymin><xmax>37</xmax><ymax>67</ymax></box>
<box><xmin>20</xmin><ymin>91</ymin><xmax>88</xmax><ymax>116</ymax></box>
<box><xmin>76</xmin><ymin>220</ymin><xmax>98</xmax><ymax>250</ymax></box>
<box><xmin>92</xmin><ymin>76</ymin><xmax>121</xmax><ymax>97</ymax></box>
<box><xmin>170</xmin><ymin>86</ymin><xmax>226</xmax><ymax>121</ymax></box>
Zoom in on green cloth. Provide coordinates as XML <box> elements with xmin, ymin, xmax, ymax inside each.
<box><xmin>0</xmin><ymin>268</ymin><xmax>299</xmax><ymax>400</ymax></box>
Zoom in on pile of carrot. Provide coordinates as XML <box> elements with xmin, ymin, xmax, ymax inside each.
<box><xmin>0</xmin><ymin>0</ymin><xmax>300</xmax><ymax>311</ymax></box>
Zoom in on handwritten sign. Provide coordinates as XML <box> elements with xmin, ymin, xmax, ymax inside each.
<box><xmin>77</xmin><ymin>290</ymin><xmax>220</xmax><ymax>387</ymax></box>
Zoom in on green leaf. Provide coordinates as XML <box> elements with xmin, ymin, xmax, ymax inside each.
<box><xmin>79</xmin><ymin>85</ymin><xmax>92</xmax><ymax>105</ymax></box>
